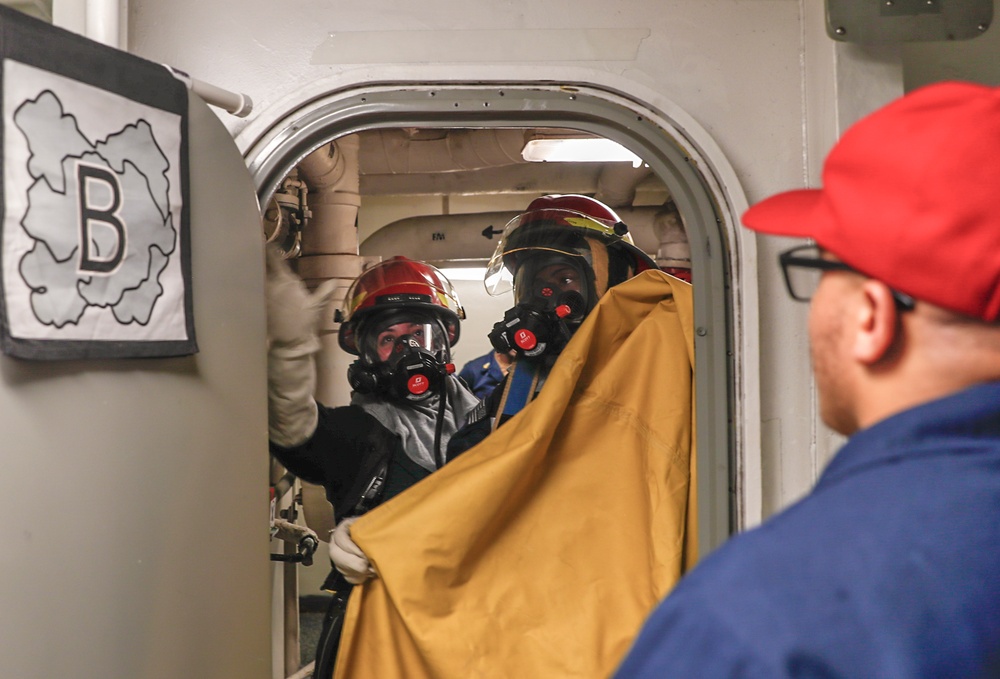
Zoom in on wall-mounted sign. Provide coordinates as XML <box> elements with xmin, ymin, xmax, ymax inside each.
<box><xmin>0</xmin><ymin>7</ymin><xmax>195</xmax><ymax>360</ymax></box>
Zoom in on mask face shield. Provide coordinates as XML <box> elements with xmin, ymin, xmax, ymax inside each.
<box><xmin>358</xmin><ymin>311</ymin><xmax>449</xmax><ymax>368</ymax></box>
<box><xmin>511</xmin><ymin>253</ymin><xmax>590</xmax><ymax>310</ymax></box>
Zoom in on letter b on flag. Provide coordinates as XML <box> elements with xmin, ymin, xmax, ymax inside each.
<box><xmin>78</xmin><ymin>164</ymin><xmax>125</xmax><ymax>273</ymax></box>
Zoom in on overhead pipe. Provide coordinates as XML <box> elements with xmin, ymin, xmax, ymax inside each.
<box><xmin>593</xmin><ymin>162</ymin><xmax>691</xmax><ymax>279</ymax></box>
<box><xmin>593</xmin><ymin>162</ymin><xmax>653</xmax><ymax>209</ymax></box>
<box><xmin>358</xmin><ymin>129</ymin><xmax>662</xmax><ymax>202</ymax></box>
<box><xmin>359</xmin><ymin>128</ymin><xmax>528</xmax><ymax>175</ymax></box>
<box><xmin>360</xmin><ymin>211</ymin><xmax>522</xmax><ymax>265</ymax></box>
<box><xmin>358</xmin><ymin>136</ymin><xmax>668</xmax><ymax>260</ymax></box>
<box><xmin>361</xmin><ymin>162</ymin><xmax>609</xmax><ymax>198</ymax></box>
<box><xmin>359</xmin><ymin>129</ymin><xmax>650</xmax><ymax>184</ymax></box>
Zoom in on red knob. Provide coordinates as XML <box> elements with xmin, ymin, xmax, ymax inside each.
<box><xmin>407</xmin><ymin>374</ymin><xmax>430</xmax><ymax>395</ymax></box>
<box><xmin>514</xmin><ymin>329</ymin><xmax>537</xmax><ymax>350</ymax></box>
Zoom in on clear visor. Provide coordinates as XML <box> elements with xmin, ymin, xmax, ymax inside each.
<box><xmin>484</xmin><ymin>207</ymin><xmax>629</xmax><ymax>296</ymax></box>
<box><xmin>360</xmin><ymin>313</ymin><xmax>448</xmax><ymax>366</ymax></box>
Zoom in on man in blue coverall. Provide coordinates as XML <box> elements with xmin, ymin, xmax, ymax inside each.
<box><xmin>457</xmin><ymin>349</ymin><xmax>513</xmax><ymax>399</ymax></box>
<box><xmin>614</xmin><ymin>81</ymin><xmax>1000</xmax><ymax>678</ymax></box>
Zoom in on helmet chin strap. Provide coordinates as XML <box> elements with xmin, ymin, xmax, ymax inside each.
<box><xmin>584</xmin><ymin>235</ymin><xmax>610</xmax><ymax>299</ymax></box>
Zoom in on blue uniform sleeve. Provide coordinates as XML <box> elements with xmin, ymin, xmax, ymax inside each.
<box><xmin>614</xmin><ymin>591</ymin><xmax>787</xmax><ymax>679</ymax></box>
<box><xmin>457</xmin><ymin>361</ymin><xmax>480</xmax><ymax>391</ymax></box>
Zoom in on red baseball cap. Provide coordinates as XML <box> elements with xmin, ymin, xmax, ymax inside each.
<box><xmin>742</xmin><ymin>81</ymin><xmax>1000</xmax><ymax>321</ymax></box>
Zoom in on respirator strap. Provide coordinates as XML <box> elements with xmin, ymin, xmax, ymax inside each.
<box><xmin>494</xmin><ymin>359</ymin><xmax>541</xmax><ymax>431</ymax></box>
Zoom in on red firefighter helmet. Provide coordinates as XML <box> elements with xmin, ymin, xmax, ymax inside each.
<box><xmin>484</xmin><ymin>194</ymin><xmax>658</xmax><ymax>306</ymax></box>
<box><xmin>338</xmin><ymin>256</ymin><xmax>465</xmax><ymax>356</ymax></box>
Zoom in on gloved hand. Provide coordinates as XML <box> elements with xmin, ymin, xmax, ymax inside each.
<box><xmin>266</xmin><ymin>244</ymin><xmax>338</xmax><ymax>346</ymax></box>
<box><xmin>265</xmin><ymin>244</ymin><xmax>337</xmax><ymax>448</ymax></box>
<box><xmin>329</xmin><ymin>517</ymin><xmax>376</xmax><ymax>585</ymax></box>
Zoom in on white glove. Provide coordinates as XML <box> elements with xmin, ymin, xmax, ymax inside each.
<box><xmin>329</xmin><ymin>517</ymin><xmax>375</xmax><ymax>585</ymax></box>
<box><xmin>265</xmin><ymin>244</ymin><xmax>337</xmax><ymax>448</ymax></box>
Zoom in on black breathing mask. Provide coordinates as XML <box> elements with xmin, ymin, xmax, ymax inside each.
<box><xmin>348</xmin><ymin>315</ymin><xmax>454</xmax><ymax>402</ymax></box>
<box><xmin>489</xmin><ymin>253</ymin><xmax>591</xmax><ymax>361</ymax></box>
<box><xmin>488</xmin><ymin>290</ymin><xmax>587</xmax><ymax>361</ymax></box>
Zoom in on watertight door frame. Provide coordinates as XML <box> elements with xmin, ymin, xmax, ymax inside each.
<box><xmin>242</xmin><ymin>81</ymin><xmax>761</xmax><ymax>556</ymax></box>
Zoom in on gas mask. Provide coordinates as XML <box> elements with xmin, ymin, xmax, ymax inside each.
<box><xmin>348</xmin><ymin>312</ymin><xmax>454</xmax><ymax>402</ymax></box>
<box><xmin>488</xmin><ymin>254</ymin><xmax>590</xmax><ymax>362</ymax></box>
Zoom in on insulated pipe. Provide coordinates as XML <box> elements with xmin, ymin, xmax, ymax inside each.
<box><xmin>294</xmin><ymin>136</ymin><xmax>365</xmax><ymax>408</ymax></box>
<box><xmin>652</xmin><ymin>202</ymin><xmax>693</xmax><ymax>274</ymax></box>
<box><xmin>360</xmin><ymin>207</ymin><xmax>672</xmax><ymax>264</ymax></box>
<box><xmin>361</xmin><ymin>162</ymin><xmax>608</xmax><ymax>197</ymax></box>
<box><xmin>361</xmin><ymin>211</ymin><xmax>518</xmax><ymax>264</ymax></box>
<box><xmin>358</xmin><ymin>128</ymin><xmax>667</xmax><ymax>198</ymax></box>
<box><xmin>594</xmin><ymin>163</ymin><xmax>653</xmax><ymax>209</ymax></box>
<box><xmin>297</xmin><ymin>139</ymin><xmax>362</xmax><ymax>255</ymax></box>
<box><xmin>359</xmin><ymin>129</ymin><xmax>528</xmax><ymax>175</ymax></box>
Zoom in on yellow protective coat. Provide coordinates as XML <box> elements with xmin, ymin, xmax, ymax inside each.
<box><xmin>334</xmin><ymin>270</ymin><xmax>696</xmax><ymax>679</ymax></box>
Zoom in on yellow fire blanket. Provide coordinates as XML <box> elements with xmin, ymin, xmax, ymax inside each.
<box><xmin>334</xmin><ymin>270</ymin><xmax>696</xmax><ymax>679</ymax></box>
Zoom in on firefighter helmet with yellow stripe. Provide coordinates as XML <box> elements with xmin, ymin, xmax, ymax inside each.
<box><xmin>484</xmin><ymin>194</ymin><xmax>658</xmax><ymax>310</ymax></box>
<box><xmin>338</xmin><ymin>256</ymin><xmax>465</xmax><ymax>356</ymax></box>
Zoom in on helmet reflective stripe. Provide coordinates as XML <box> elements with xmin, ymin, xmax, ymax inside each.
<box><xmin>585</xmin><ymin>236</ymin><xmax>610</xmax><ymax>300</ymax></box>
<box><xmin>562</xmin><ymin>215</ymin><xmax>635</xmax><ymax>245</ymax></box>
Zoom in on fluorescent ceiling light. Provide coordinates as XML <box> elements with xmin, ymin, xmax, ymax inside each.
<box><xmin>521</xmin><ymin>138</ymin><xmax>643</xmax><ymax>168</ymax></box>
<box><xmin>436</xmin><ymin>266</ymin><xmax>487</xmax><ymax>281</ymax></box>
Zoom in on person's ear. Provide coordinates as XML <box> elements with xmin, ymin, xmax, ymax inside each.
<box><xmin>852</xmin><ymin>280</ymin><xmax>900</xmax><ymax>365</ymax></box>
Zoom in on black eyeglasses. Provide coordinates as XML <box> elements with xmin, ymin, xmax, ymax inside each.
<box><xmin>778</xmin><ymin>244</ymin><xmax>916</xmax><ymax>311</ymax></box>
